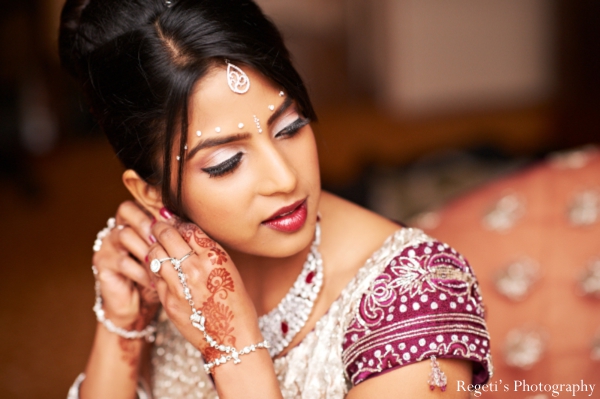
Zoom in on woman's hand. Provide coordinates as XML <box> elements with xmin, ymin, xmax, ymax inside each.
<box><xmin>92</xmin><ymin>201</ymin><xmax>161</xmax><ymax>330</ymax></box>
<box><xmin>147</xmin><ymin>219</ymin><xmax>263</xmax><ymax>364</ymax></box>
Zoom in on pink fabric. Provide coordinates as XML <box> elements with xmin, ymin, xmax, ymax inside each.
<box><xmin>342</xmin><ymin>240</ymin><xmax>492</xmax><ymax>386</ymax></box>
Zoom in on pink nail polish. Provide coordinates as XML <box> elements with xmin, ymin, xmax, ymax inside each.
<box><xmin>150</xmin><ymin>218</ymin><xmax>157</xmax><ymax>227</ymax></box>
<box><xmin>160</xmin><ymin>207</ymin><xmax>173</xmax><ymax>220</ymax></box>
<box><xmin>149</xmin><ymin>235</ymin><xmax>157</xmax><ymax>243</ymax></box>
<box><xmin>144</xmin><ymin>255</ymin><xmax>149</xmax><ymax>263</ymax></box>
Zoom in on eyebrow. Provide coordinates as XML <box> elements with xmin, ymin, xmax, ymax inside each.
<box><xmin>186</xmin><ymin>133</ymin><xmax>252</xmax><ymax>160</ymax></box>
<box><xmin>267</xmin><ymin>96</ymin><xmax>293</xmax><ymax>126</ymax></box>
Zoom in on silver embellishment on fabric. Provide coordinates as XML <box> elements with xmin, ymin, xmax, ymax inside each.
<box><xmin>503</xmin><ymin>326</ymin><xmax>547</xmax><ymax>369</ymax></box>
<box><xmin>592</xmin><ymin>330</ymin><xmax>600</xmax><ymax>361</ymax></box>
<box><xmin>483</xmin><ymin>193</ymin><xmax>526</xmax><ymax>232</ymax></box>
<box><xmin>548</xmin><ymin>144</ymin><xmax>598</xmax><ymax>169</ymax></box>
<box><xmin>226</xmin><ymin>62</ymin><xmax>250</xmax><ymax>94</ymax></box>
<box><xmin>494</xmin><ymin>257</ymin><xmax>541</xmax><ymax>301</ymax></box>
<box><xmin>427</xmin><ymin>356</ymin><xmax>447</xmax><ymax>392</ymax></box>
<box><xmin>578</xmin><ymin>258</ymin><xmax>600</xmax><ymax>299</ymax></box>
<box><xmin>568</xmin><ymin>189</ymin><xmax>600</xmax><ymax>226</ymax></box>
<box><xmin>150</xmin><ymin>229</ymin><xmax>490</xmax><ymax>398</ymax></box>
<box><xmin>258</xmin><ymin>223</ymin><xmax>324</xmax><ymax>357</ymax></box>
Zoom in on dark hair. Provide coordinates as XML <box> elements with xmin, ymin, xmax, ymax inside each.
<box><xmin>59</xmin><ymin>0</ymin><xmax>316</xmax><ymax>216</ymax></box>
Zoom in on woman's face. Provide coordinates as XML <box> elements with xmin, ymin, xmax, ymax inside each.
<box><xmin>178</xmin><ymin>66</ymin><xmax>321</xmax><ymax>258</ymax></box>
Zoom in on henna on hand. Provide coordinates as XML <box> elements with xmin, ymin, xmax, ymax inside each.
<box><xmin>200</xmin><ymin>268</ymin><xmax>236</xmax><ymax>362</ymax></box>
<box><xmin>178</xmin><ymin>223</ymin><xmax>229</xmax><ymax>265</ymax></box>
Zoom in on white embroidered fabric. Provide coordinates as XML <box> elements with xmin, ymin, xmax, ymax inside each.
<box><xmin>150</xmin><ymin>229</ymin><xmax>453</xmax><ymax>398</ymax></box>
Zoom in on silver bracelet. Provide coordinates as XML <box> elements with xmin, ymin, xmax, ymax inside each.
<box><xmin>92</xmin><ymin>218</ymin><xmax>156</xmax><ymax>342</ymax></box>
<box><xmin>164</xmin><ymin>251</ymin><xmax>269</xmax><ymax>373</ymax></box>
<box><xmin>67</xmin><ymin>372</ymin><xmax>150</xmax><ymax>399</ymax></box>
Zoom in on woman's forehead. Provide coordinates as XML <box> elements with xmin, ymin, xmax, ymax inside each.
<box><xmin>188</xmin><ymin>66</ymin><xmax>282</xmax><ymax>127</ymax></box>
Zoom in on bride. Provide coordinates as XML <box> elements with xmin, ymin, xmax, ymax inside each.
<box><xmin>60</xmin><ymin>0</ymin><xmax>492</xmax><ymax>398</ymax></box>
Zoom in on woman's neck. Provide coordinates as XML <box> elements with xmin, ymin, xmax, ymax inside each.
<box><xmin>226</xmin><ymin>244</ymin><xmax>312</xmax><ymax>317</ymax></box>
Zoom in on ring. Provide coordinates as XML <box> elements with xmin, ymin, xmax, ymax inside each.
<box><xmin>169</xmin><ymin>250</ymin><xmax>195</xmax><ymax>270</ymax></box>
<box><xmin>150</xmin><ymin>257</ymin><xmax>172</xmax><ymax>275</ymax></box>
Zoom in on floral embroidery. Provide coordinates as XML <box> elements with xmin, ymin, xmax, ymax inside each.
<box><xmin>343</xmin><ymin>240</ymin><xmax>492</xmax><ymax>386</ymax></box>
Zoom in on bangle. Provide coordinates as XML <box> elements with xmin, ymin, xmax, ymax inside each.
<box><xmin>202</xmin><ymin>339</ymin><xmax>270</xmax><ymax>374</ymax></box>
<box><xmin>164</xmin><ymin>251</ymin><xmax>269</xmax><ymax>373</ymax></box>
<box><xmin>67</xmin><ymin>373</ymin><xmax>150</xmax><ymax>399</ymax></box>
<box><xmin>92</xmin><ymin>218</ymin><xmax>156</xmax><ymax>342</ymax></box>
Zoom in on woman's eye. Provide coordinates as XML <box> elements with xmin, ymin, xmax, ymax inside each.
<box><xmin>201</xmin><ymin>152</ymin><xmax>243</xmax><ymax>178</ymax></box>
<box><xmin>274</xmin><ymin>117</ymin><xmax>310</xmax><ymax>139</ymax></box>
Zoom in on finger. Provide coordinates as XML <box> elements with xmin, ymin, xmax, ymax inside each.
<box><xmin>115</xmin><ymin>201</ymin><xmax>155</xmax><ymax>245</ymax></box>
<box><xmin>151</xmin><ymin>222</ymin><xmax>195</xmax><ymax>261</ymax></box>
<box><xmin>118</xmin><ymin>226</ymin><xmax>151</xmax><ymax>263</ymax></box>
<box><xmin>118</xmin><ymin>255</ymin><xmax>153</xmax><ymax>288</ymax></box>
<box><xmin>146</xmin><ymin>243</ymin><xmax>185</xmax><ymax>301</ymax></box>
<box><xmin>177</xmin><ymin>222</ymin><xmax>230</xmax><ymax>267</ymax></box>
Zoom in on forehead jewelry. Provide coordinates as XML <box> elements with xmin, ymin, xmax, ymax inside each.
<box><xmin>279</xmin><ymin>91</ymin><xmax>285</xmax><ymax>97</ymax></box>
<box><xmin>226</xmin><ymin>61</ymin><xmax>250</xmax><ymax>94</ymax></box>
<box><xmin>215</xmin><ymin>127</ymin><xmax>221</xmax><ymax>133</ymax></box>
<box><xmin>268</xmin><ymin>105</ymin><xmax>275</xmax><ymax>111</ymax></box>
<box><xmin>253</xmin><ymin>115</ymin><xmax>263</xmax><ymax>134</ymax></box>
<box><xmin>196</xmin><ymin>130</ymin><xmax>202</xmax><ymax>137</ymax></box>
<box><xmin>165</xmin><ymin>0</ymin><xmax>173</xmax><ymax>7</ymax></box>
<box><xmin>238</xmin><ymin>123</ymin><xmax>244</xmax><ymax>129</ymax></box>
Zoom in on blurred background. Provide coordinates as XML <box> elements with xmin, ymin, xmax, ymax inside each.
<box><xmin>0</xmin><ymin>0</ymin><xmax>598</xmax><ymax>398</ymax></box>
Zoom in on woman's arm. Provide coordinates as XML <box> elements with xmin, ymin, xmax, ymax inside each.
<box><xmin>75</xmin><ymin>202</ymin><xmax>160</xmax><ymax>399</ymax></box>
<box><xmin>346</xmin><ymin>359</ymin><xmax>473</xmax><ymax>399</ymax></box>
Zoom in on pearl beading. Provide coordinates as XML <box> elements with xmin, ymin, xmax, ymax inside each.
<box><xmin>92</xmin><ymin>218</ymin><xmax>157</xmax><ymax>342</ymax></box>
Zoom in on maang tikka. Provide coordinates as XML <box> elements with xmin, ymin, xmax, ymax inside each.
<box><xmin>226</xmin><ymin>61</ymin><xmax>250</xmax><ymax>94</ymax></box>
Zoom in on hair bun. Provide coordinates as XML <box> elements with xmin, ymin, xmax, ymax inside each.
<box><xmin>59</xmin><ymin>0</ymin><xmax>92</xmax><ymax>77</ymax></box>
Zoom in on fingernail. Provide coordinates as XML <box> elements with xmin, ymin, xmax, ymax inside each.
<box><xmin>149</xmin><ymin>235</ymin><xmax>157</xmax><ymax>243</ymax></box>
<box><xmin>160</xmin><ymin>207</ymin><xmax>173</xmax><ymax>220</ymax></box>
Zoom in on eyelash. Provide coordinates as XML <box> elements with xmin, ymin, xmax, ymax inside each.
<box><xmin>275</xmin><ymin>117</ymin><xmax>310</xmax><ymax>139</ymax></box>
<box><xmin>202</xmin><ymin>117</ymin><xmax>310</xmax><ymax>178</ymax></box>
<box><xmin>202</xmin><ymin>152</ymin><xmax>244</xmax><ymax>178</ymax></box>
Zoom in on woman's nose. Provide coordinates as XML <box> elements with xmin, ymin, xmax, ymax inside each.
<box><xmin>257</xmin><ymin>147</ymin><xmax>297</xmax><ymax>196</ymax></box>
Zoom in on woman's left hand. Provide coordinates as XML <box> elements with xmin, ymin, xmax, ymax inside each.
<box><xmin>146</xmin><ymin>218</ymin><xmax>263</xmax><ymax>364</ymax></box>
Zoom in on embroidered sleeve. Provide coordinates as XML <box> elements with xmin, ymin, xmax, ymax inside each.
<box><xmin>342</xmin><ymin>240</ymin><xmax>492</xmax><ymax>386</ymax></box>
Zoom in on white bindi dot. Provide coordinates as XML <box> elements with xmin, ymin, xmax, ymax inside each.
<box><xmin>176</xmin><ymin>156</ymin><xmax>181</xmax><ymax>161</ymax></box>
<box><xmin>238</xmin><ymin>123</ymin><xmax>244</xmax><ymax>129</ymax></box>
<box><xmin>184</xmin><ymin>145</ymin><xmax>188</xmax><ymax>150</ymax></box>
<box><xmin>196</xmin><ymin>131</ymin><xmax>202</xmax><ymax>137</ymax></box>
<box><xmin>258</xmin><ymin>129</ymin><xmax>263</xmax><ymax>133</ymax></box>
<box><xmin>268</xmin><ymin>105</ymin><xmax>275</xmax><ymax>111</ymax></box>
<box><xmin>279</xmin><ymin>91</ymin><xmax>285</xmax><ymax>97</ymax></box>
<box><xmin>215</xmin><ymin>127</ymin><xmax>221</xmax><ymax>133</ymax></box>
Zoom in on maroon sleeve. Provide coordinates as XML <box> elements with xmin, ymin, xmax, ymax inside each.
<box><xmin>342</xmin><ymin>240</ymin><xmax>493</xmax><ymax>386</ymax></box>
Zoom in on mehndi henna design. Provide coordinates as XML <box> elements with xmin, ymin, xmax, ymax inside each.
<box><xmin>178</xmin><ymin>223</ymin><xmax>229</xmax><ymax>265</ymax></box>
<box><xmin>200</xmin><ymin>268</ymin><xmax>236</xmax><ymax>361</ymax></box>
<box><xmin>207</xmin><ymin>268</ymin><xmax>235</xmax><ymax>298</ymax></box>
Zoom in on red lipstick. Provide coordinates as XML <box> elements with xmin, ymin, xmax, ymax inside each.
<box><xmin>262</xmin><ymin>199</ymin><xmax>308</xmax><ymax>233</ymax></box>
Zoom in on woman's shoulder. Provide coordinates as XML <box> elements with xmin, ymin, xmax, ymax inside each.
<box><xmin>317</xmin><ymin>192</ymin><xmax>403</xmax><ymax>296</ymax></box>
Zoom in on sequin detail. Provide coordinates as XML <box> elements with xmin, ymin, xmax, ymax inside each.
<box><xmin>342</xmin><ymin>239</ymin><xmax>492</xmax><ymax>386</ymax></box>
<box><xmin>151</xmin><ymin>229</ymin><xmax>492</xmax><ymax>398</ymax></box>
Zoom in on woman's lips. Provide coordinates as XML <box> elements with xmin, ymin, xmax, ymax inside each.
<box><xmin>262</xmin><ymin>199</ymin><xmax>308</xmax><ymax>233</ymax></box>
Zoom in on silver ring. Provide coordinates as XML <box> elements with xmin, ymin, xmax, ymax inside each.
<box><xmin>169</xmin><ymin>250</ymin><xmax>195</xmax><ymax>270</ymax></box>
<box><xmin>150</xmin><ymin>257</ymin><xmax>172</xmax><ymax>275</ymax></box>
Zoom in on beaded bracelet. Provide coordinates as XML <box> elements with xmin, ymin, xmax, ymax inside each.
<box><xmin>92</xmin><ymin>218</ymin><xmax>156</xmax><ymax>342</ymax></box>
<box><xmin>167</xmin><ymin>250</ymin><xmax>269</xmax><ymax>373</ymax></box>
<box><xmin>67</xmin><ymin>373</ymin><xmax>150</xmax><ymax>399</ymax></box>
